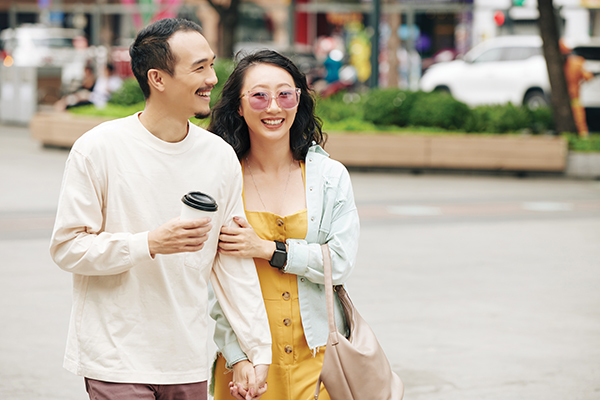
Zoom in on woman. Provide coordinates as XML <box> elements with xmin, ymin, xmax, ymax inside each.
<box><xmin>208</xmin><ymin>50</ymin><xmax>359</xmax><ymax>400</ymax></box>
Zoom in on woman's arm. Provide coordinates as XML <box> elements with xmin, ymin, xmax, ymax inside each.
<box><xmin>284</xmin><ymin>166</ymin><xmax>360</xmax><ymax>285</ymax></box>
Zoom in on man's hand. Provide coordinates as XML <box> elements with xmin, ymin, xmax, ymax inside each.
<box><xmin>147</xmin><ymin>217</ymin><xmax>212</xmax><ymax>257</ymax></box>
<box><xmin>229</xmin><ymin>361</ymin><xmax>269</xmax><ymax>400</ymax></box>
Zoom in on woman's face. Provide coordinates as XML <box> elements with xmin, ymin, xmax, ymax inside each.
<box><xmin>238</xmin><ymin>63</ymin><xmax>299</xmax><ymax>144</ymax></box>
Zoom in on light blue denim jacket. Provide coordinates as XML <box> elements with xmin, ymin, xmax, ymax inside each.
<box><xmin>209</xmin><ymin>144</ymin><xmax>360</xmax><ymax>367</ymax></box>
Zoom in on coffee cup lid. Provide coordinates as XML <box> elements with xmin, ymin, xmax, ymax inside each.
<box><xmin>182</xmin><ymin>191</ymin><xmax>218</xmax><ymax>212</ymax></box>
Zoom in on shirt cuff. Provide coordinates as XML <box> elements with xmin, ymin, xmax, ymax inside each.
<box><xmin>245</xmin><ymin>345</ymin><xmax>272</xmax><ymax>366</ymax></box>
<box><xmin>284</xmin><ymin>239</ymin><xmax>309</xmax><ymax>275</ymax></box>
<box><xmin>129</xmin><ymin>231</ymin><xmax>153</xmax><ymax>265</ymax></box>
<box><xmin>221</xmin><ymin>341</ymin><xmax>248</xmax><ymax>369</ymax></box>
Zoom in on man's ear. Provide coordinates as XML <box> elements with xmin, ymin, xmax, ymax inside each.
<box><xmin>147</xmin><ymin>69</ymin><xmax>166</xmax><ymax>93</ymax></box>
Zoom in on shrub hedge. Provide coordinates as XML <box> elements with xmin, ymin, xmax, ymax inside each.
<box><xmin>318</xmin><ymin>88</ymin><xmax>556</xmax><ymax>135</ymax></box>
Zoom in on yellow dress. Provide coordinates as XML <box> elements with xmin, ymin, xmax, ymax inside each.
<box><xmin>213</xmin><ymin>163</ymin><xmax>330</xmax><ymax>400</ymax></box>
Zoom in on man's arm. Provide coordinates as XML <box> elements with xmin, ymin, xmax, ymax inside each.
<box><xmin>209</xmin><ymin>160</ymin><xmax>271</xmax><ymax>374</ymax></box>
<box><xmin>50</xmin><ymin>148</ymin><xmax>212</xmax><ymax>275</ymax></box>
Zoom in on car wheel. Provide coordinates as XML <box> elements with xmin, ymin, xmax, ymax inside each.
<box><xmin>434</xmin><ymin>86</ymin><xmax>451</xmax><ymax>95</ymax></box>
<box><xmin>524</xmin><ymin>90</ymin><xmax>549</xmax><ymax>110</ymax></box>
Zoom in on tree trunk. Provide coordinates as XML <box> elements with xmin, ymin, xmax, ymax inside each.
<box><xmin>220</xmin><ymin>10</ymin><xmax>238</xmax><ymax>58</ymax></box>
<box><xmin>537</xmin><ymin>0</ymin><xmax>577</xmax><ymax>134</ymax></box>
<box><xmin>206</xmin><ymin>0</ymin><xmax>240</xmax><ymax>58</ymax></box>
<box><xmin>387</xmin><ymin>12</ymin><xmax>401</xmax><ymax>88</ymax></box>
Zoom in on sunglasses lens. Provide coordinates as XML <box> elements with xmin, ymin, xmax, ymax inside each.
<box><xmin>248</xmin><ymin>92</ymin><xmax>270</xmax><ymax>110</ymax></box>
<box><xmin>246</xmin><ymin>89</ymin><xmax>299</xmax><ymax>110</ymax></box>
<box><xmin>278</xmin><ymin>90</ymin><xmax>298</xmax><ymax>109</ymax></box>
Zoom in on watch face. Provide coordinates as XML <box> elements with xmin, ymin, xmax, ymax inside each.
<box><xmin>270</xmin><ymin>251</ymin><xmax>287</xmax><ymax>269</ymax></box>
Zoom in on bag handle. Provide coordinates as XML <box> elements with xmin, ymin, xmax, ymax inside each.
<box><xmin>315</xmin><ymin>244</ymin><xmax>338</xmax><ymax>400</ymax></box>
<box><xmin>321</xmin><ymin>244</ymin><xmax>338</xmax><ymax>336</ymax></box>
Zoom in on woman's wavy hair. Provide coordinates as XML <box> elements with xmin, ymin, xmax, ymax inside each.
<box><xmin>208</xmin><ymin>49</ymin><xmax>325</xmax><ymax>161</ymax></box>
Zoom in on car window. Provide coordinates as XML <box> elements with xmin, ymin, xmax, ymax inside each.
<box><xmin>472</xmin><ymin>48</ymin><xmax>503</xmax><ymax>63</ymax></box>
<box><xmin>33</xmin><ymin>38</ymin><xmax>74</xmax><ymax>48</ymax></box>
<box><xmin>573</xmin><ymin>46</ymin><xmax>600</xmax><ymax>61</ymax></box>
<box><xmin>504</xmin><ymin>46</ymin><xmax>542</xmax><ymax>61</ymax></box>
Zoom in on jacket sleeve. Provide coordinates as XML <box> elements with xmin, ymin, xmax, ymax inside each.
<box><xmin>49</xmin><ymin>148</ymin><xmax>152</xmax><ymax>276</ymax></box>
<box><xmin>284</xmin><ymin>165</ymin><xmax>359</xmax><ymax>285</ymax></box>
<box><xmin>209</xmin><ymin>160</ymin><xmax>272</xmax><ymax>367</ymax></box>
<box><xmin>209</xmin><ymin>286</ymin><xmax>248</xmax><ymax>368</ymax></box>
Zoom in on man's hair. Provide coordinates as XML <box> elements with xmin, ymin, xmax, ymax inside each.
<box><xmin>208</xmin><ymin>49</ymin><xmax>326</xmax><ymax>161</ymax></box>
<box><xmin>129</xmin><ymin>18</ymin><xmax>202</xmax><ymax>99</ymax></box>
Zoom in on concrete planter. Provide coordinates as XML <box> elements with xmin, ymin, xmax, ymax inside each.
<box><xmin>325</xmin><ymin>132</ymin><xmax>568</xmax><ymax>172</ymax></box>
<box><xmin>566</xmin><ymin>152</ymin><xmax>600</xmax><ymax>179</ymax></box>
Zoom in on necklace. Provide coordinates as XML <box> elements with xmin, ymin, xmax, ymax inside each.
<box><xmin>245</xmin><ymin>156</ymin><xmax>294</xmax><ymax>212</ymax></box>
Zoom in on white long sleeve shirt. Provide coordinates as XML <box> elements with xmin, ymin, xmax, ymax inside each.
<box><xmin>50</xmin><ymin>113</ymin><xmax>271</xmax><ymax>384</ymax></box>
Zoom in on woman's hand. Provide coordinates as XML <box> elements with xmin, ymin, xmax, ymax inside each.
<box><xmin>229</xmin><ymin>360</ymin><xmax>268</xmax><ymax>400</ymax></box>
<box><xmin>219</xmin><ymin>217</ymin><xmax>275</xmax><ymax>260</ymax></box>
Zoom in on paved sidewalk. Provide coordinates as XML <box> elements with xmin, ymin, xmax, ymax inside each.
<box><xmin>1</xmin><ymin>124</ymin><xmax>600</xmax><ymax>399</ymax></box>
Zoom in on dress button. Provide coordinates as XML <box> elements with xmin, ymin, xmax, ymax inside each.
<box><xmin>283</xmin><ymin>318</ymin><xmax>291</xmax><ymax>326</ymax></box>
<box><xmin>300</xmin><ymin>278</ymin><xmax>305</xmax><ymax>282</ymax></box>
<box><xmin>285</xmin><ymin>345</ymin><xmax>293</xmax><ymax>354</ymax></box>
<box><xmin>310</xmin><ymin>217</ymin><xmax>315</xmax><ymax>222</ymax></box>
<box><xmin>282</xmin><ymin>292</ymin><xmax>291</xmax><ymax>300</ymax></box>
<box><xmin>309</xmin><ymin>187</ymin><xmax>313</xmax><ymax>192</ymax></box>
<box><xmin>309</xmin><ymin>158</ymin><xmax>313</xmax><ymax>162</ymax></box>
<box><xmin>276</xmin><ymin>218</ymin><xmax>284</xmax><ymax>227</ymax></box>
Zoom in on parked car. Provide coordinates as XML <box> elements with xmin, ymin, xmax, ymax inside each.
<box><xmin>420</xmin><ymin>35</ymin><xmax>552</xmax><ymax>109</ymax></box>
<box><xmin>0</xmin><ymin>24</ymin><xmax>86</xmax><ymax>68</ymax></box>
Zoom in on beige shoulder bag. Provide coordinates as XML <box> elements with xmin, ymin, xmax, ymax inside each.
<box><xmin>315</xmin><ymin>244</ymin><xmax>404</xmax><ymax>400</ymax></box>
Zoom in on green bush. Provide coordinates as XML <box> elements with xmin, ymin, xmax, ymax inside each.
<box><xmin>363</xmin><ymin>88</ymin><xmax>419</xmax><ymax>127</ymax></box>
<box><xmin>528</xmin><ymin>107</ymin><xmax>554</xmax><ymax>133</ymax></box>
<box><xmin>68</xmin><ymin>102</ymin><xmax>144</xmax><ymax>118</ymax></box>
<box><xmin>465</xmin><ymin>103</ymin><xmax>531</xmax><ymax>133</ymax></box>
<box><xmin>109</xmin><ymin>78</ymin><xmax>145</xmax><ymax>106</ymax></box>
<box><xmin>210</xmin><ymin>58</ymin><xmax>235</xmax><ymax>108</ymax></box>
<box><xmin>408</xmin><ymin>92</ymin><xmax>472</xmax><ymax>130</ymax></box>
<box><xmin>565</xmin><ymin>133</ymin><xmax>600</xmax><ymax>152</ymax></box>
<box><xmin>316</xmin><ymin>91</ymin><xmax>365</xmax><ymax>123</ymax></box>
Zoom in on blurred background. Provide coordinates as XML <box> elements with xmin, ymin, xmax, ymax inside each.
<box><xmin>1</xmin><ymin>0</ymin><xmax>600</xmax><ymax>399</ymax></box>
<box><xmin>0</xmin><ymin>0</ymin><xmax>599</xmax><ymax>130</ymax></box>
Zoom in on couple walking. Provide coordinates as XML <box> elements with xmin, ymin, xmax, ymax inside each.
<box><xmin>50</xmin><ymin>18</ymin><xmax>359</xmax><ymax>400</ymax></box>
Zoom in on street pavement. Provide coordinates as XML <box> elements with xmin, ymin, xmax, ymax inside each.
<box><xmin>1</xmin><ymin>123</ymin><xmax>599</xmax><ymax>399</ymax></box>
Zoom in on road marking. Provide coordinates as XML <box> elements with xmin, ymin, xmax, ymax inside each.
<box><xmin>521</xmin><ymin>202</ymin><xmax>573</xmax><ymax>212</ymax></box>
<box><xmin>387</xmin><ymin>205</ymin><xmax>442</xmax><ymax>216</ymax></box>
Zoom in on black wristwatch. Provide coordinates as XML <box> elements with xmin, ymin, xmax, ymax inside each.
<box><xmin>269</xmin><ymin>241</ymin><xmax>287</xmax><ymax>269</ymax></box>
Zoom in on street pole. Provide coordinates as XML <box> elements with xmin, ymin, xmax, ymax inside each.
<box><xmin>369</xmin><ymin>0</ymin><xmax>380</xmax><ymax>88</ymax></box>
<box><xmin>288</xmin><ymin>0</ymin><xmax>296</xmax><ymax>52</ymax></box>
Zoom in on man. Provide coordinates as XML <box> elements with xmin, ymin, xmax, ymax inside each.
<box><xmin>50</xmin><ymin>18</ymin><xmax>270</xmax><ymax>400</ymax></box>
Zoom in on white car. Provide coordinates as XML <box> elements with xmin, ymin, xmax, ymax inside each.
<box><xmin>420</xmin><ymin>35</ymin><xmax>558</xmax><ymax>109</ymax></box>
<box><xmin>0</xmin><ymin>24</ymin><xmax>87</xmax><ymax>68</ymax></box>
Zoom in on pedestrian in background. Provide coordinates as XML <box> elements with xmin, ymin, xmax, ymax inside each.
<box><xmin>50</xmin><ymin>18</ymin><xmax>271</xmax><ymax>400</ymax></box>
<box><xmin>560</xmin><ymin>38</ymin><xmax>594</xmax><ymax>137</ymax></box>
<box><xmin>208</xmin><ymin>49</ymin><xmax>360</xmax><ymax>400</ymax></box>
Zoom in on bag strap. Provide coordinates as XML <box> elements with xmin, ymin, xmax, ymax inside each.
<box><xmin>315</xmin><ymin>244</ymin><xmax>337</xmax><ymax>400</ymax></box>
<box><xmin>321</xmin><ymin>244</ymin><xmax>338</xmax><ymax>336</ymax></box>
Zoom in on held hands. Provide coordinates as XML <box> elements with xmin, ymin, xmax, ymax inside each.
<box><xmin>218</xmin><ymin>217</ymin><xmax>274</xmax><ymax>260</ymax></box>
<box><xmin>147</xmin><ymin>217</ymin><xmax>212</xmax><ymax>257</ymax></box>
<box><xmin>230</xmin><ymin>360</ymin><xmax>269</xmax><ymax>400</ymax></box>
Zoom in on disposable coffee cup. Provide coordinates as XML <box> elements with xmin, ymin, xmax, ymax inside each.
<box><xmin>180</xmin><ymin>191</ymin><xmax>218</xmax><ymax>221</ymax></box>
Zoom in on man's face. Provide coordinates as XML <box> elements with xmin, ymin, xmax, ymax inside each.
<box><xmin>163</xmin><ymin>30</ymin><xmax>217</xmax><ymax>119</ymax></box>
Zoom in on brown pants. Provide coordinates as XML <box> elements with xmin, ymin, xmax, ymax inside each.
<box><xmin>85</xmin><ymin>378</ymin><xmax>207</xmax><ymax>400</ymax></box>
